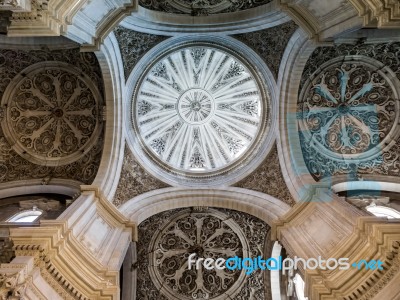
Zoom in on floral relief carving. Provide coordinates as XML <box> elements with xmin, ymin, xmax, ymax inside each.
<box><xmin>139</xmin><ymin>0</ymin><xmax>273</xmax><ymax>15</ymax></box>
<box><xmin>136</xmin><ymin>207</ymin><xmax>272</xmax><ymax>300</ymax></box>
<box><xmin>2</xmin><ymin>62</ymin><xmax>102</xmax><ymax>166</ymax></box>
<box><xmin>113</xmin><ymin>145</ymin><xmax>169</xmax><ymax>207</ymax></box>
<box><xmin>0</xmin><ymin>49</ymin><xmax>105</xmax><ymax>184</ymax></box>
<box><xmin>235</xmin><ymin>145</ymin><xmax>295</xmax><ymax>207</ymax></box>
<box><xmin>234</xmin><ymin>21</ymin><xmax>298</xmax><ymax>79</ymax></box>
<box><xmin>113</xmin><ymin>26</ymin><xmax>168</xmax><ymax>80</ymax></box>
<box><xmin>0</xmin><ymin>272</ymin><xmax>27</xmax><ymax>300</ymax></box>
<box><xmin>298</xmin><ymin>42</ymin><xmax>400</xmax><ymax>180</ymax></box>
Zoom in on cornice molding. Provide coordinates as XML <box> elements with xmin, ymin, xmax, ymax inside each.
<box><xmin>348</xmin><ymin>0</ymin><xmax>400</xmax><ymax>28</ymax></box>
<box><xmin>5</xmin><ymin>0</ymin><xmax>138</xmax><ymax>51</ymax></box>
<box><xmin>307</xmin><ymin>217</ymin><xmax>400</xmax><ymax>299</ymax></box>
<box><xmin>273</xmin><ymin>190</ymin><xmax>400</xmax><ymax>299</ymax></box>
<box><xmin>7</xmin><ymin>188</ymin><xmax>135</xmax><ymax>299</ymax></box>
<box><xmin>278</xmin><ymin>0</ymin><xmax>363</xmax><ymax>42</ymax></box>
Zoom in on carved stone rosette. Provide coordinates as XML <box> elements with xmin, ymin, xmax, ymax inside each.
<box><xmin>1</xmin><ymin>61</ymin><xmax>103</xmax><ymax>166</ymax></box>
<box><xmin>137</xmin><ymin>208</ymin><xmax>271</xmax><ymax>300</ymax></box>
<box><xmin>298</xmin><ymin>53</ymin><xmax>400</xmax><ymax>179</ymax></box>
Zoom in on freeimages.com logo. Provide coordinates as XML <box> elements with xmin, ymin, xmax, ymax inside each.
<box><xmin>188</xmin><ymin>254</ymin><xmax>384</xmax><ymax>275</ymax></box>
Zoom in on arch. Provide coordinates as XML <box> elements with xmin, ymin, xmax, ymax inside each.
<box><xmin>91</xmin><ymin>32</ymin><xmax>126</xmax><ymax>200</ymax></box>
<box><xmin>276</xmin><ymin>27</ymin><xmax>318</xmax><ymax>202</ymax></box>
<box><xmin>119</xmin><ymin>187</ymin><xmax>291</xmax><ymax>226</ymax></box>
<box><xmin>0</xmin><ymin>179</ymin><xmax>79</xmax><ymax>199</ymax></box>
<box><xmin>121</xmin><ymin>4</ymin><xmax>290</xmax><ymax>36</ymax></box>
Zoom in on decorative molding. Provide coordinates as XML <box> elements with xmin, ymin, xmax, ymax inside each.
<box><xmin>7</xmin><ymin>189</ymin><xmax>135</xmax><ymax>300</ymax></box>
<box><xmin>354</xmin><ymin>240</ymin><xmax>400</xmax><ymax>300</ymax></box>
<box><xmin>0</xmin><ymin>0</ymin><xmax>30</xmax><ymax>12</ymax></box>
<box><xmin>113</xmin><ymin>145</ymin><xmax>169</xmax><ymax>207</ymax></box>
<box><xmin>0</xmin><ymin>268</ymin><xmax>29</xmax><ymax>299</ymax></box>
<box><xmin>348</xmin><ymin>0</ymin><xmax>400</xmax><ymax>28</ymax></box>
<box><xmin>305</xmin><ymin>218</ymin><xmax>400</xmax><ymax>300</ymax></box>
<box><xmin>0</xmin><ymin>256</ymin><xmax>47</xmax><ymax>300</ymax></box>
<box><xmin>235</xmin><ymin>144</ymin><xmax>295</xmax><ymax>207</ymax></box>
<box><xmin>234</xmin><ymin>21</ymin><xmax>298</xmax><ymax>79</ymax></box>
<box><xmin>273</xmin><ymin>190</ymin><xmax>400</xmax><ymax>299</ymax></box>
<box><xmin>3</xmin><ymin>0</ymin><xmax>138</xmax><ymax>50</ymax></box>
<box><xmin>113</xmin><ymin>26</ymin><xmax>167</xmax><ymax>80</ymax></box>
<box><xmin>121</xmin><ymin>3</ymin><xmax>291</xmax><ymax>36</ymax></box>
<box><xmin>7</xmin><ymin>0</ymin><xmax>86</xmax><ymax>36</ymax></box>
<box><xmin>13</xmin><ymin>244</ymin><xmax>86</xmax><ymax>300</ymax></box>
<box><xmin>278</xmin><ymin>0</ymin><xmax>362</xmax><ymax>41</ymax></box>
<box><xmin>65</xmin><ymin>0</ymin><xmax>138</xmax><ymax>51</ymax></box>
<box><xmin>0</xmin><ymin>48</ymin><xmax>104</xmax><ymax>185</ymax></box>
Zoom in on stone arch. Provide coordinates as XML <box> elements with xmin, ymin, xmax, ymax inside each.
<box><xmin>119</xmin><ymin>187</ymin><xmax>291</xmax><ymax>226</ymax></box>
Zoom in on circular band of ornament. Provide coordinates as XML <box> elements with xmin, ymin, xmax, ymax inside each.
<box><xmin>149</xmin><ymin>208</ymin><xmax>249</xmax><ymax>300</ymax></box>
<box><xmin>298</xmin><ymin>56</ymin><xmax>400</xmax><ymax>161</ymax></box>
<box><xmin>127</xmin><ymin>36</ymin><xmax>275</xmax><ymax>187</ymax></box>
<box><xmin>1</xmin><ymin>62</ymin><xmax>102</xmax><ymax>166</ymax></box>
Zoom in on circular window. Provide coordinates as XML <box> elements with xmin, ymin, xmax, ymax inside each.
<box><xmin>127</xmin><ymin>37</ymin><xmax>274</xmax><ymax>186</ymax></box>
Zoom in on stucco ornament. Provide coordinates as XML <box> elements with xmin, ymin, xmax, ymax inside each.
<box><xmin>1</xmin><ymin>61</ymin><xmax>102</xmax><ymax>166</ymax></box>
<box><xmin>148</xmin><ymin>209</ymin><xmax>249</xmax><ymax>299</ymax></box>
<box><xmin>133</xmin><ymin>46</ymin><xmax>262</xmax><ymax>172</ymax></box>
<box><xmin>128</xmin><ymin>37</ymin><xmax>274</xmax><ymax>187</ymax></box>
<box><xmin>299</xmin><ymin>56</ymin><xmax>399</xmax><ymax>161</ymax></box>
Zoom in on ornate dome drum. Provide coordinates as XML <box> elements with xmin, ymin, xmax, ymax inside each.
<box><xmin>127</xmin><ymin>37</ymin><xmax>276</xmax><ymax>186</ymax></box>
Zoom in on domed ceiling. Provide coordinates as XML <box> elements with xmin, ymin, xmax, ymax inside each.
<box><xmin>134</xmin><ymin>46</ymin><xmax>261</xmax><ymax>173</ymax></box>
<box><xmin>128</xmin><ymin>39</ymin><xmax>274</xmax><ymax>186</ymax></box>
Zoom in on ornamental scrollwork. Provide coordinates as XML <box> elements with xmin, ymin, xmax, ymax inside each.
<box><xmin>298</xmin><ymin>50</ymin><xmax>400</xmax><ymax>180</ymax></box>
<box><xmin>112</xmin><ymin>145</ymin><xmax>169</xmax><ymax>207</ymax></box>
<box><xmin>0</xmin><ymin>48</ymin><xmax>104</xmax><ymax>184</ymax></box>
<box><xmin>299</xmin><ymin>57</ymin><xmax>397</xmax><ymax>157</ymax></box>
<box><xmin>137</xmin><ymin>208</ymin><xmax>271</xmax><ymax>300</ymax></box>
<box><xmin>113</xmin><ymin>27</ymin><xmax>167</xmax><ymax>80</ymax></box>
<box><xmin>1</xmin><ymin>62</ymin><xmax>102</xmax><ymax>166</ymax></box>
<box><xmin>234</xmin><ymin>21</ymin><xmax>298</xmax><ymax>79</ymax></box>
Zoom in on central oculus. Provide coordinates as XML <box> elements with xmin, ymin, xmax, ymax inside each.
<box><xmin>178</xmin><ymin>88</ymin><xmax>215</xmax><ymax>125</ymax></box>
<box><xmin>133</xmin><ymin>46</ymin><xmax>262</xmax><ymax>173</ymax></box>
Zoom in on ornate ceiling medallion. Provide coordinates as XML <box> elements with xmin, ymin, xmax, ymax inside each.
<box><xmin>298</xmin><ymin>56</ymin><xmax>399</xmax><ymax>161</ymax></box>
<box><xmin>133</xmin><ymin>45</ymin><xmax>262</xmax><ymax>173</ymax></box>
<box><xmin>148</xmin><ymin>209</ymin><xmax>249</xmax><ymax>300</ymax></box>
<box><xmin>1</xmin><ymin>62</ymin><xmax>102</xmax><ymax>166</ymax></box>
<box><xmin>127</xmin><ymin>37</ymin><xmax>275</xmax><ymax>187</ymax></box>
